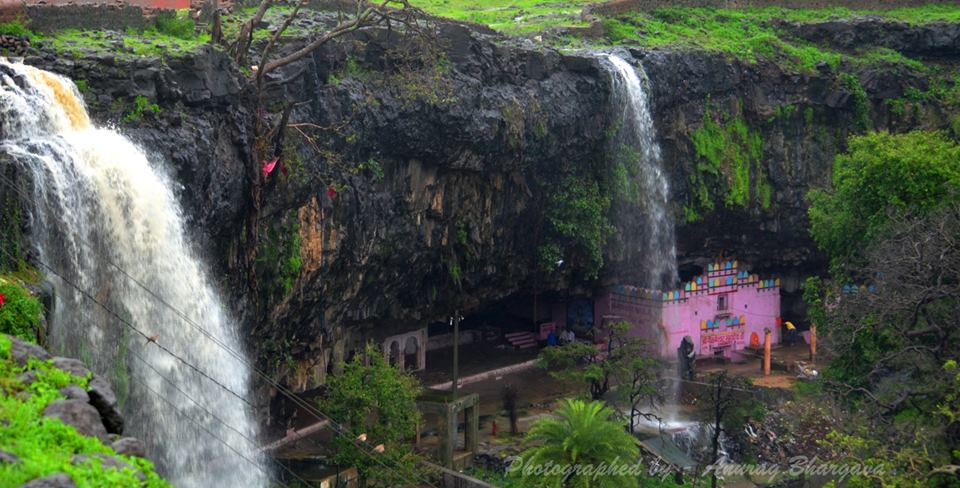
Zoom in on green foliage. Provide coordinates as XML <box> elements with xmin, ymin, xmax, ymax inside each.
<box><xmin>255</xmin><ymin>215</ymin><xmax>302</xmax><ymax>307</ymax></box>
<box><xmin>0</xmin><ymin>278</ymin><xmax>43</xmax><ymax>343</ymax></box>
<box><xmin>0</xmin><ymin>20</ymin><xmax>34</xmax><ymax>40</ymax></box>
<box><xmin>122</xmin><ymin>96</ymin><xmax>161</xmax><ymax>123</ymax></box>
<box><xmin>152</xmin><ymin>10</ymin><xmax>196</xmax><ymax>40</ymax></box>
<box><xmin>0</xmin><ymin>335</ymin><xmax>170</xmax><ymax>486</ymax></box>
<box><xmin>318</xmin><ymin>343</ymin><xmax>423</xmax><ymax>486</ymax></box>
<box><xmin>73</xmin><ymin>79</ymin><xmax>89</xmax><ymax>94</ymax></box>
<box><xmin>42</xmin><ymin>25</ymin><xmax>210</xmax><ymax>60</ymax></box>
<box><xmin>687</xmin><ymin>106</ymin><xmax>771</xmax><ymax>219</ymax></box>
<box><xmin>538</xmin><ymin>321</ymin><xmax>658</xmax><ymax>410</ymax></box>
<box><xmin>355</xmin><ymin>158</ymin><xmax>384</xmax><ymax>181</ymax></box>
<box><xmin>508</xmin><ymin>399</ymin><xmax>640</xmax><ymax>488</ymax></box>
<box><xmin>807</xmin><ymin>130</ymin><xmax>960</xmax><ymax>272</ymax></box>
<box><xmin>840</xmin><ymin>74</ymin><xmax>871</xmax><ymax>132</ymax></box>
<box><xmin>410</xmin><ymin>0</ymin><xmax>591</xmax><ymax>35</ymax></box>
<box><xmin>539</xmin><ymin>177</ymin><xmax>613</xmax><ymax>280</ymax></box>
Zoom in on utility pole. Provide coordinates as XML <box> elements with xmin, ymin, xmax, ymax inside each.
<box><xmin>452</xmin><ymin>311</ymin><xmax>460</xmax><ymax>399</ymax></box>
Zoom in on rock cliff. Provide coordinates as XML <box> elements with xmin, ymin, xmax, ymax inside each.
<box><xmin>12</xmin><ymin>15</ymin><xmax>959</xmax><ymax>392</ymax></box>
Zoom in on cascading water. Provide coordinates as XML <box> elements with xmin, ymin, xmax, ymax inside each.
<box><xmin>602</xmin><ymin>54</ymin><xmax>685</xmax><ymax>428</ymax></box>
<box><xmin>0</xmin><ymin>60</ymin><xmax>267</xmax><ymax>487</ymax></box>
<box><xmin>603</xmin><ymin>54</ymin><xmax>677</xmax><ymax>291</ymax></box>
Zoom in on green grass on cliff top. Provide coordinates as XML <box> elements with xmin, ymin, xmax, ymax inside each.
<box><xmin>597</xmin><ymin>6</ymin><xmax>960</xmax><ymax>72</ymax></box>
<box><xmin>411</xmin><ymin>0</ymin><xmax>593</xmax><ymax>34</ymax></box>
<box><xmin>413</xmin><ymin>2</ymin><xmax>958</xmax><ymax>72</ymax></box>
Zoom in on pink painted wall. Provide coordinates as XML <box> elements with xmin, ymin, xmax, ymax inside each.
<box><xmin>660</xmin><ymin>261</ymin><xmax>781</xmax><ymax>358</ymax></box>
<box><xmin>580</xmin><ymin>261</ymin><xmax>782</xmax><ymax>358</ymax></box>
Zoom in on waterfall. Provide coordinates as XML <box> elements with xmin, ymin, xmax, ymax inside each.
<box><xmin>603</xmin><ymin>54</ymin><xmax>677</xmax><ymax>290</ymax></box>
<box><xmin>603</xmin><ymin>54</ymin><xmax>683</xmax><ymax>424</ymax></box>
<box><xmin>0</xmin><ymin>60</ymin><xmax>267</xmax><ymax>487</ymax></box>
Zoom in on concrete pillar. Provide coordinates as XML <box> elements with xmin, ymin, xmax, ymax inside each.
<box><xmin>464</xmin><ymin>404</ymin><xmax>479</xmax><ymax>454</ymax></box>
<box><xmin>442</xmin><ymin>405</ymin><xmax>456</xmax><ymax>467</ymax></box>
<box><xmin>763</xmin><ymin>328</ymin><xmax>772</xmax><ymax>376</ymax></box>
<box><xmin>809</xmin><ymin>323</ymin><xmax>817</xmax><ymax>361</ymax></box>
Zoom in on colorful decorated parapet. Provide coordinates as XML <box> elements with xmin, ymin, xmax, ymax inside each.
<box><xmin>600</xmin><ymin>259</ymin><xmax>782</xmax><ymax>358</ymax></box>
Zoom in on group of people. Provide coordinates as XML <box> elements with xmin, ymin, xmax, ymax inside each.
<box><xmin>546</xmin><ymin>327</ymin><xmax>577</xmax><ymax>346</ymax></box>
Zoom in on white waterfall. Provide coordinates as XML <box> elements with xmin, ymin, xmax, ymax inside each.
<box><xmin>604</xmin><ymin>54</ymin><xmax>677</xmax><ymax>290</ymax></box>
<box><xmin>0</xmin><ymin>60</ymin><xmax>267</xmax><ymax>487</ymax></box>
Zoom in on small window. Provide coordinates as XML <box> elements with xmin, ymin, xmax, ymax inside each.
<box><xmin>717</xmin><ymin>294</ymin><xmax>728</xmax><ymax>311</ymax></box>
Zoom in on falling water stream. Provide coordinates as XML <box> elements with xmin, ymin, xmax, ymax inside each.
<box><xmin>0</xmin><ymin>60</ymin><xmax>266</xmax><ymax>487</ymax></box>
<box><xmin>602</xmin><ymin>54</ymin><xmax>695</xmax><ymax>439</ymax></box>
<box><xmin>604</xmin><ymin>54</ymin><xmax>677</xmax><ymax>291</ymax></box>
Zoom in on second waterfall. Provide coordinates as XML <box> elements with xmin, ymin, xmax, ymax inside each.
<box><xmin>604</xmin><ymin>54</ymin><xmax>677</xmax><ymax>290</ymax></box>
<box><xmin>0</xmin><ymin>61</ymin><xmax>267</xmax><ymax>487</ymax></box>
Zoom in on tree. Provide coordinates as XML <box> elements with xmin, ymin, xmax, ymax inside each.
<box><xmin>318</xmin><ymin>343</ymin><xmax>423</xmax><ymax>487</ymax></box>
<box><xmin>229</xmin><ymin>0</ymin><xmax>423</xmax><ymax>83</ymax></box>
<box><xmin>538</xmin><ymin>322</ymin><xmax>662</xmax><ymax>428</ymax></box>
<box><xmin>509</xmin><ymin>399</ymin><xmax>640</xmax><ymax>488</ymax></box>
<box><xmin>807</xmin><ymin>130</ymin><xmax>960</xmax><ymax>275</ymax></box>
<box><xmin>700</xmin><ymin>371</ymin><xmax>763</xmax><ymax>488</ymax></box>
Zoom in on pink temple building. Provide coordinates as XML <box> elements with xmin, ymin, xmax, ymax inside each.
<box><xmin>590</xmin><ymin>260</ymin><xmax>782</xmax><ymax>358</ymax></box>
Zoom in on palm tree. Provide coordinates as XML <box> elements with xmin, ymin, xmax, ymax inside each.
<box><xmin>511</xmin><ymin>399</ymin><xmax>640</xmax><ymax>488</ymax></box>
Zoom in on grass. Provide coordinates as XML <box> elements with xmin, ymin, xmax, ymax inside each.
<box><xmin>410</xmin><ymin>0</ymin><xmax>592</xmax><ymax>34</ymax></box>
<box><xmin>0</xmin><ymin>335</ymin><xmax>170</xmax><ymax>486</ymax></box>
<box><xmin>39</xmin><ymin>9</ymin><xmax>208</xmax><ymax>59</ymax></box>
<box><xmin>412</xmin><ymin>3</ymin><xmax>956</xmax><ymax>72</ymax></box>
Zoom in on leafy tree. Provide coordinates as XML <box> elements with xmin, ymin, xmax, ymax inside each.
<box><xmin>538</xmin><ymin>322</ymin><xmax>659</xmax><ymax>408</ymax></box>
<box><xmin>700</xmin><ymin>371</ymin><xmax>763</xmax><ymax>488</ymax></box>
<box><xmin>807</xmin><ymin>130</ymin><xmax>960</xmax><ymax>274</ymax></box>
<box><xmin>803</xmin><ymin>203</ymin><xmax>960</xmax><ymax>483</ymax></box>
<box><xmin>509</xmin><ymin>399</ymin><xmax>640</xmax><ymax>488</ymax></box>
<box><xmin>538</xmin><ymin>177</ymin><xmax>614</xmax><ymax>280</ymax></box>
<box><xmin>318</xmin><ymin>343</ymin><xmax>423</xmax><ymax>487</ymax></box>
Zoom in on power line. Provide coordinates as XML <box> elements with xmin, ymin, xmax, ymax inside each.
<box><xmin>0</xmin><ymin>245</ymin><xmax>313</xmax><ymax>487</ymax></box>
<box><xmin>0</xmin><ymin>175</ymin><xmax>438</xmax><ymax>487</ymax></box>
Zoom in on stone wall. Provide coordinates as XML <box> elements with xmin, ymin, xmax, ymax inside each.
<box><xmin>1</xmin><ymin>0</ymin><xmax>190</xmax><ymax>33</ymax></box>
<box><xmin>584</xmin><ymin>0</ymin><xmax>956</xmax><ymax>17</ymax></box>
<box><xmin>25</xmin><ymin>4</ymin><xmax>148</xmax><ymax>32</ymax></box>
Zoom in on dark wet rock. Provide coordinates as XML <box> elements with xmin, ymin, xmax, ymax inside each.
<box><xmin>42</xmin><ymin>400</ymin><xmax>110</xmax><ymax>443</ymax></box>
<box><xmin>111</xmin><ymin>437</ymin><xmax>146</xmax><ymax>458</ymax></box>
<box><xmin>0</xmin><ymin>449</ymin><xmax>20</xmax><ymax>464</ymax></box>
<box><xmin>59</xmin><ymin>385</ymin><xmax>90</xmax><ymax>403</ymax></box>
<box><xmin>72</xmin><ymin>454</ymin><xmax>144</xmax><ymax>481</ymax></box>
<box><xmin>51</xmin><ymin>357</ymin><xmax>91</xmax><ymax>380</ymax></box>
<box><xmin>9</xmin><ymin>336</ymin><xmax>51</xmax><ymax>366</ymax></box>
<box><xmin>8</xmin><ymin>16</ymin><xmax>958</xmax><ymax>397</ymax></box>
<box><xmin>19</xmin><ymin>474</ymin><xmax>77</xmax><ymax>488</ymax></box>
<box><xmin>87</xmin><ymin>377</ymin><xmax>124</xmax><ymax>435</ymax></box>
<box><xmin>16</xmin><ymin>370</ymin><xmax>39</xmax><ymax>386</ymax></box>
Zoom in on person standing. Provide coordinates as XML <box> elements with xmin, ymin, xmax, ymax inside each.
<box><xmin>784</xmin><ymin>321</ymin><xmax>797</xmax><ymax>346</ymax></box>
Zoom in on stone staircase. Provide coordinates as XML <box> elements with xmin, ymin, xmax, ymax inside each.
<box><xmin>505</xmin><ymin>331</ymin><xmax>538</xmax><ymax>350</ymax></box>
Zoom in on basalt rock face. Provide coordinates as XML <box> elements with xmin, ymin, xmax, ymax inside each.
<box><xmin>20</xmin><ymin>18</ymin><xmax>960</xmax><ymax>392</ymax></box>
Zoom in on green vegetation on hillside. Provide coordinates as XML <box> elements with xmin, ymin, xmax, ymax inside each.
<box><xmin>0</xmin><ymin>335</ymin><xmax>169</xmax><ymax>487</ymax></box>
<box><xmin>599</xmin><ymin>6</ymin><xmax>957</xmax><ymax>72</ymax></box>
<box><xmin>685</xmin><ymin>103</ymin><xmax>772</xmax><ymax>222</ymax></box>
<box><xmin>802</xmin><ymin>129</ymin><xmax>960</xmax><ymax>486</ymax></box>
<box><xmin>808</xmin><ymin>130</ymin><xmax>960</xmax><ymax>273</ymax></box>
<box><xmin>35</xmin><ymin>10</ymin><xmax>208</xmax><ymax>59</ymax></box>
<box><xmin>0</xmin><ymin>278</ymin><xmax>43</xmax><ymax>343</ymax></box>
<box><xmin>411</xmin><ymin>0</ymin><xmax>592</xmax><ymax>34</ymax></box>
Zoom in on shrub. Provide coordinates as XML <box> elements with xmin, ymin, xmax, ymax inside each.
<box><xmin>152</xmin><ymin>10</ymin><xmax>196</xmax><ymax>40</ymax></box>
<box><xmin>0</xmin><ymin>280</ymin><xmax>42</xmax><ymax>343</ymax></box>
